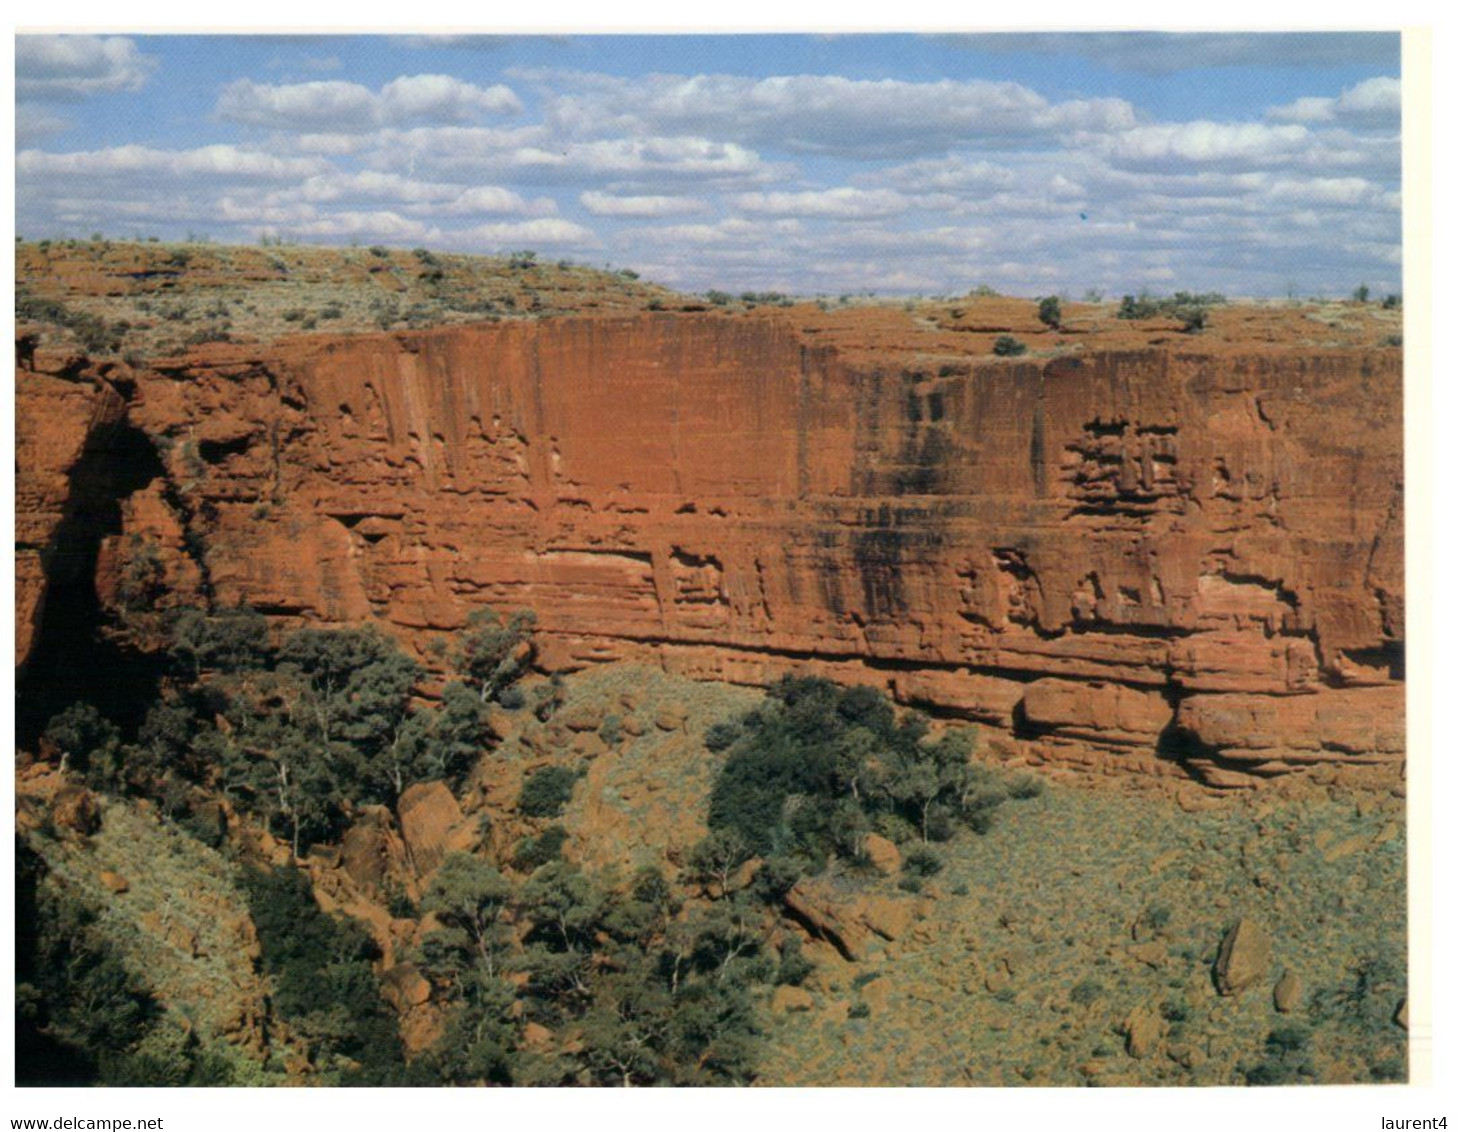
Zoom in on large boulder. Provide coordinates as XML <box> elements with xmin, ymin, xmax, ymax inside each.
<box><xmin>859</xmin><ymin>895</ymin><xmax>914</xmax><ymax>942</ymax></box>
<box><xmin>783</xmin><ymin>879</ymin><xmax>869</xmax><ymax>962</ymax></box>
<box><xmin>1121</xmin><ymin>1003</ymin><xmax>1165</xmax><ymax>1059</ymax></box>
<box><xmin>1213</xmin><ymin>917</ymin><xmax>1272</xmax><ymax>996</ymax></box>
<box><xmin>862</xmin><ymin>834</ymin><xmax>901</xmax><ymax>875</ymax></box>
<box><xmin>51</xmin><ymin>784</ymin><xmax>101</xmax><ymax>836</ymax></box>
<box><xmin>1018</xmin><ymin>678</ymin><xmax>1171</xmax><ymax>748</ymax></box>
<box><xmin>397</xmin><ymin>782</ymin><xmax>476</xmax><ymax>879</ymax></box>
<box><xmin>379</xmin><ymin>962</ymin><xmax>433</xmax><ymax>1013</ymax></box>
<box><xmin>1273</xmin><ymin>969</ymin><xmax>1303</xmax><ymax>1013</ymax></box>
<box><xmin>339</xmin><ymin>805</ymin><xmax>409</xmax><ymax>895</ymax></box>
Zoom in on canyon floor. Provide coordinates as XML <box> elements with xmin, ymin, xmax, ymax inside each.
<box><xmin>16</xmin><ymin>662</ymin><xmax>1407</xmax><ymax>1087</ymax></box>
<box><xmin>488</xmin><ymin>667</ymin><xmax>1409</xmax><ymax>1088</ymax></box>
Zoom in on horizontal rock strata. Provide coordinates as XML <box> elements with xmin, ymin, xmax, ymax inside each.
<box><xmin>15</xmin><ymin>310</ymin><xmax>1404</xmax><ymax>787</ymax></box>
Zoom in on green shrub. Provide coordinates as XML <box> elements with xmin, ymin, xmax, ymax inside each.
<box><xmin>1134</xmin><ymin>903</ymin><xmax>1172</xmax><ymax>938</ymax></box>
<box><xmin>775</xmin><ymin>935</ymin><xmax>814</xmax><ymax>986</ymax></box>
<box><xmin>1243</xmin><ymin>1026</ymin><xmax>1315</xmax><ymax>1086</ymax></box>
<box><xmin>518</xmin><ymin>765</ymin><xmax>581</xmax><ymax>818</ymax></box>
<box><xmin>1117</xmin><ymin>291</ymin><xmax>1226</xmax><ymax>324</ymax></box>
<box><xmin>1178</xmin><ymin>306</ymin><xmax>1209</xmax><ymax>333</ymax></box>
<box><xmin>42</xmin><ymin>703</ymin><xmax>122</xmax><ymax>789</ymax></box>
<box><xmin>1070</xmin><ymin>979</ymin><xmax>1103</xmax><ymax>1005</ymax></box>
<box><xmin>686</xmin><ymin>829</ymin><xmax>753</xmax><ymax>896</ymax></box>
<box><xmin>902</xmin><ymin>846</ymin><xmax>944</xmax><ymax>877</ymax></box>
<box><xmin>1371</xmin><ymin>1057</ymin><xmax>1405</xmax><ymax>1082</ymax></box>
<box><xmin>992</xmin><ymin>335</ymin><xmax>1027</xmax><ymax>357</ymax></box>
<box><xmin>706</xmin><ymin>677</ymin><xmax>1028</xmax><ymax>871</ymax></box>
<box><xmin>704</xmin><ymin>720</ymin><xmax>743</xmax><ymax>752</ymax></box>
<box><xmin>454</xmin><ymin>606</ymin><xmax>536</xmax><ymax>701</ymax></box>
<box><xmin>513</xmin><ymin>824</ymin><xmax>569</xmax><ymax>870</ymax></box>
<box><xmin>1266</xmin><ymin>1025</ymin><xmax>1312</xmax><ymax>1054</ymax></box>
<box><xmin>1037</xmin><ymin>296</ymin><xmax>1062</xmax><ymax>328</ymax></box>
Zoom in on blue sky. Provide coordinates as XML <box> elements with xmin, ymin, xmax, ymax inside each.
<box><xmin>15</xmin><ymin>32</ymin><xmax>1402</xmax><ymax>296</ymax></box>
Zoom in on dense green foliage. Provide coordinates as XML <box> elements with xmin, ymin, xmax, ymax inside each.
<box><xmin>408</xmin><ymin>854</ymin><xmax>773</xmax><ymax>1086</ymax></box>
<box><xmin>455</xmin><ymin>607</ymin><xmax>537</xmax><ymax>702</ymax></box>
<box><xmin>517</xmin><ymin>765</ymin><xmax>582</xmax><ymax>818</ymax></box>
<box><xmin>41</xmin><ymin>702</ymin><xmax>122</xmax><ymax>789</ymax></box>
<box><xmin>1037</xmin><ymin>295</ymin><xmax>1062</xmax><ymax>328</ymax></box>
<box><xmin>1116</xmin><ymin>290</ymin><xmax>1225</xmax><ymax>332</ymax></box>
<box><xmin>241</xmin><ymin>866</ymin><xmax>404</xmax><ymax>1083</ymax></box>
<box><xmin>992</xmin><ymin>334</ymin><xmax>1028</xmax><ymax>356</ymax></box>
<box><xmin>705</xmin><ymin>677</ymin><xmax>1015</xmax><ymax>871</ymax></box>
<box><xmin>50</xmin><ymin>604</ymin><xmax>518</xmax><ymax>856</ymax></box>
<box><xmin>512</xmin><ymin>823</ymin><xmax>570</xmax><ymax>870</ymax></box>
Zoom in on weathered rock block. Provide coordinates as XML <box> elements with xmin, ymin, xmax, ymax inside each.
<box><xmin>1214</xmin><ymin>917</ymin><xmax>1272</xmax><ymax>996</ymax></box>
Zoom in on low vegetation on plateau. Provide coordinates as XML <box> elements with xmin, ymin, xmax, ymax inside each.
<box><xmin>12</xmin><ymin>237</ymin><xmax>680</xmax><ymax>362</ymax></box>
<box><xmin>14</xmin><ymin>238</ymin><xmax>1406</xmax><ymax>370</ymax></box>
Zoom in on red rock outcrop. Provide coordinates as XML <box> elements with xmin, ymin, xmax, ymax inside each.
<box><xmin>14</xmin><ymin>308</ymin><xmax>1404</xmax><ymax>787</ymax></box>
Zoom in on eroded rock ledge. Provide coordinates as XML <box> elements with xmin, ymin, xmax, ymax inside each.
<box><xmin>15</xmin><ymin>310</ymin><xmax>1404</xmax><ymax>788</ymax></box>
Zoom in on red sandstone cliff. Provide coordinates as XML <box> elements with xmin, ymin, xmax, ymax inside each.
<box><xmin>15</xmin><ymin>309</ymin><xmax>1404</xmax><ymax>787</ymax></box>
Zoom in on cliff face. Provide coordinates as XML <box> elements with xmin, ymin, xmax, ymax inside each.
<box><xmin>15</xmin><ymin>310</ymin><xmax>1404</xmax><ymax>787</ymax></box>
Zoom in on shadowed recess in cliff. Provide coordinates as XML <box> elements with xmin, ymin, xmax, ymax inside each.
<box><xmin>1153</xmin><ymin>704</ymin><xmax>1224</xmax><ymax>775</ymax></box>
<box><xmin>17</xmin><ymin>418</ymin><xmax>168</xmax><ymax>747</ymax></box>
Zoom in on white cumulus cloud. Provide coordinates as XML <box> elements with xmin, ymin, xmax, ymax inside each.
<box><xmin>1267</xmin><ymin>76</ymin><xmax>1401</xmax><ymax>125</ymax></box>
<box><xmin>580</xmin><ymin>191</ymin><xmax>706</xmax><ymax>217</ymax></box>
<box><xmin>216</xmin><ymin>75</ymin><xmax>522</xmax><ymax>132</ymax></box>
<box><xmin>17</xmin><ymin>35</ymin><xmax>156</xmax><ymax>100</ymax></box>
<box><xmin>460</xmin><ymin>218</ymin><xmax>598</xmax><ymax>248</ymax></box>
<box><xmin>16</xmin><ymin>144</ymin><xmax>329</xmax><ymax>181</ymax></box>
<box><xmin>525</xmin><ymin>69</ymin><xmax>1137</xmax><ymax>157</ymax></box>
<box><xmin>1089</xmin><ymin>121</ymin><xmax>1316</xmax><ymax>168</ymax></box>
<box><xmin>732</xmin><ymin>188</ymin><xmax>911</xmax><ymax>219</ymax></box>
